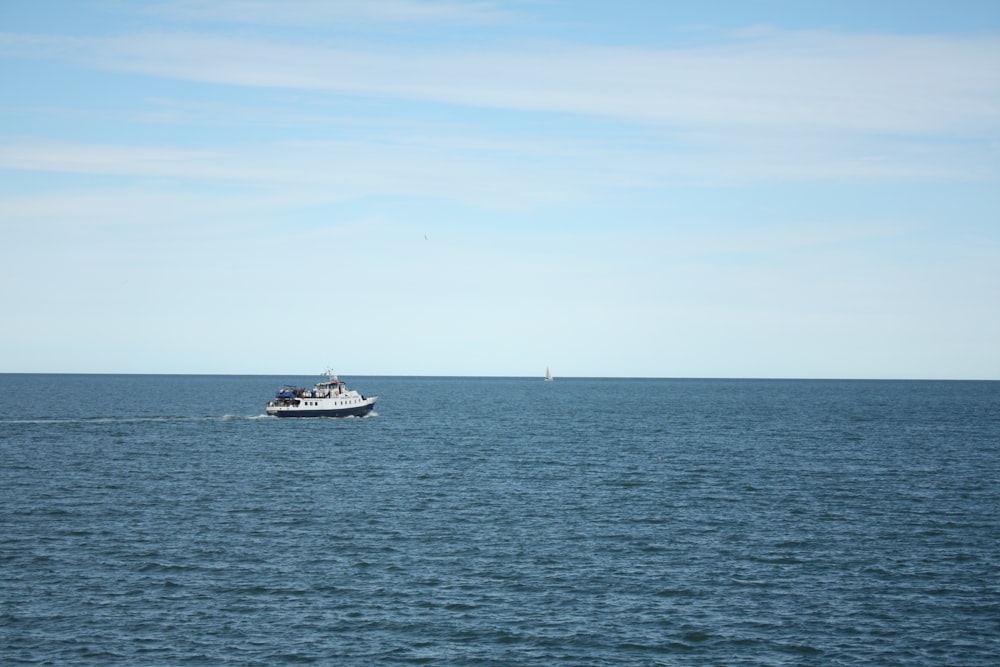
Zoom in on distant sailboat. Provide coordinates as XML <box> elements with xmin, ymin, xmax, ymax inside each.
<box><xmin>544</xmin><ymin>366</ymin><xmax>553</xmax><ymax>381</ymax></box>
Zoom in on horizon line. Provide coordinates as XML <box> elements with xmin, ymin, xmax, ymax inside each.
<box><xmin>1</xmin><ymin>371</ymin><xmax>996</xmax><ymax>382</ymax></box>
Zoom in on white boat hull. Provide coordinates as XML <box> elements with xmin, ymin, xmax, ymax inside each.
<box><xmin>266</xmin><ymin>395</ymin><xmax>377</xmax><ymax>418</ymax></box>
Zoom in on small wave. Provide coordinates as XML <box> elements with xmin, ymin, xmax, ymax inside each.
<box><xmin>339</xmin><ymin>410</ymin><xmax>379</xmax><ymax>419</ymax></box>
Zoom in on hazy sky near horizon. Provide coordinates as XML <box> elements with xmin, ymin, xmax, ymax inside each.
<box><xmin>2</xmin><ymin>1</ymin><xmax>999</xmax><ymax>378</ymax></box>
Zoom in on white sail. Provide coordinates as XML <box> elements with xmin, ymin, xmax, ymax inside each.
<box><xmin>544</xmin><ymin>366</ymin><xmax>553</xmax><ymax>381</ymax></box>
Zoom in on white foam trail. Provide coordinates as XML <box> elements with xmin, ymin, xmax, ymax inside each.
<box><xmin>3</xmin><ymin>414</ymin><xmax>278</xmax><ymax>425</ymax></box>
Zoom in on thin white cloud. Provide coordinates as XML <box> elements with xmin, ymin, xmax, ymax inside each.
<box><xmin>4</xmin><ymin>26</ymin><xmax>999</xmax><ymax>137</ymax></box>
<box><xmin>0</xmin><ymin>140</ymin><xmax>216</xmax><ymax>176</ymax></box>
<box><xmin>1</xmin><ymin>25</ymin><xmax>997</xmax><ymax>202</ymax></box>
<box><xmin>1</xmin><ymin>118</ymin><xmax>993</xmax><ymax>205</ymax></box>
<box><xmin>0</xmin><ymin>137</ymin><xmax>602</xmax><ymax>214</ymax></box>
<box><xmin>0</xmin><ymin>187</ymin><xmax>295</xmax><ymax>228</ymax></box>
<box><xmin>136</xmin><ymin>0</ymin><xmax>515</xmax><ymax>26</ymax></box>
<box><xmin>10</xmin><ymin>28</ymin><xmax>993</xmax><ymax>137</ymax></box>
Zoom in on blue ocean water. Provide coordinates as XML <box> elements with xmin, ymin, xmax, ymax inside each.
<box><xmin>1</xmin><ymin>374</ymin><xmax>998</xmax><ymax>665</ymax></box>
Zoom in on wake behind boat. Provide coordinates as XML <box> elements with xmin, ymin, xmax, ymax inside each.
<box><xmin>266</xmin><ymin>371</ymin><xmax>377</xmax><ymax>418</ymax></box>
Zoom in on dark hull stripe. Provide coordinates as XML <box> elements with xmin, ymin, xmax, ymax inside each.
<box><xmin>269</xmin><ymin>403</ymin><xmax>376</xmax><ymax>418</ymax></box>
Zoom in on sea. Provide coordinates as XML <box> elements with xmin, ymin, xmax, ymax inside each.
<box><xmin>1</xmin><ymin>374</ymin><xmax>998</xmax><ymax>666</ymax></box>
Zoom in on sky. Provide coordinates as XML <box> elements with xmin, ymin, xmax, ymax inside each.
<box><xmin>1</xmin><ymin>1</ymin><xmax>999</xmax><ymax>379</ymax></box>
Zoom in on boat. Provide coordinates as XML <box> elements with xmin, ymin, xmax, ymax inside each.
<box><xmin>544</xmin><ymin>366</ymin><xmax>553</xmax><ymax>381</ymax></box>
<box><xmin>266</xmin><ymin>371</ymin><xmax>377</xmax><ymax>418</ymax></box>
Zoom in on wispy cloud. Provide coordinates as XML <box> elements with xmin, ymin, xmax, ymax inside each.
<box><xmin>0</xmin><ymin>117</ymin><xmax>993</xmax><ymax>213</ymax></box>
<box><xmin>135</xmin><ymin>0</ymin><xmax>515</xmax><ymax>26</ymax></box>
<box><xmin>3</xmin><ymin>23</ymin><xmax>997</xmax><ymax>189</ymax></box>
<box><xmin>0</xmin><ymin>140</ymin><xmax>216</xmax><ymax>176</ymax></box>
<box><xmin>6</xmin><ymin>27</ymin><xmax>997</xmax><ymax>137</ymax></box>
<box><xmin>0</xmin><ymin>136</ymin><xmax>609</xmax><ymax>215</ymax></box>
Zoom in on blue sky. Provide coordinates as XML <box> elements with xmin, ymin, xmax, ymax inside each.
<box><xmin>2</xmin><ymin>1</ymin><xmax>999</xmax><ymax>378</ymax></box>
